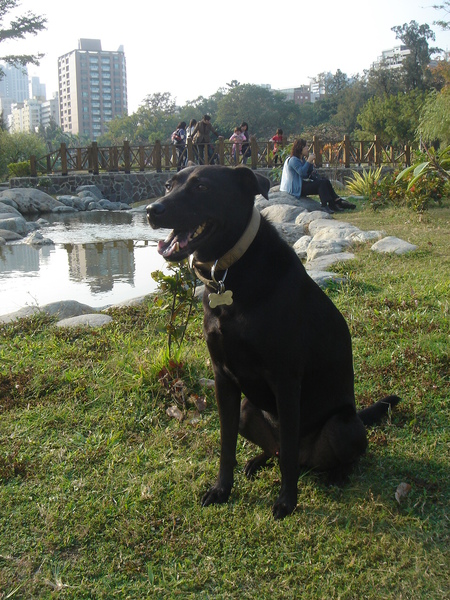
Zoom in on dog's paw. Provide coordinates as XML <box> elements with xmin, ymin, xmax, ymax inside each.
<box><xmin>201</xmin><ymin>484</ymin><xmax>231</xmax><ymax>507</ymax></box>
<box><xmin>244</xmin><ymin>453</ymin><xmax>271</xmax><ymax>479</ymax></box>
<box><xmin>272</xmin><ymin>491</ymin><xmax>297</xmax><ymax>520</ymax></box>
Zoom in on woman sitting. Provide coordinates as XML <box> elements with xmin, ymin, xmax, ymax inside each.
<box><xmin>280</xmin><ymin>139</ymin><xmax>355</xmax><ymax>214</ymax></box>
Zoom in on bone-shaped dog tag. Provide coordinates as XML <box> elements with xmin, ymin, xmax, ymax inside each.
<box><xmin>208</xmin><ymin>290</ymin><xmax>233</xmax><ymax>308</ymax></box>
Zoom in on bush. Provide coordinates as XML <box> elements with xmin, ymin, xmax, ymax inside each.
<box><xmin>7</xmin><ymin>161</ymin><xmax>31</xmax><ymax>178</ymax></box>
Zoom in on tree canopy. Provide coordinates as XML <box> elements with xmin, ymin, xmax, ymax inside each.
<box><xmin>0</xmin><ymin>0</ymin><xmax>47</xmax><ymax>78</ymax></box>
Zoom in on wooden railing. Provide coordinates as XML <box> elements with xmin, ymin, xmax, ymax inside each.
<box><xmin>30</xmin><ymin>135</ymin><xmax>412</xmax><ymax>177</ymax></box>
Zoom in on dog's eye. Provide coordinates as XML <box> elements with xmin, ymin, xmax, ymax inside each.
<box><xmin>165</xmin><ymin>182</ymin><xmax>173</xmax><ymax>192</ymax></box>
<box><xmin>196</xmin><ymin>184</ymin><xmax>208</xmax><ymax>191</ymax></box>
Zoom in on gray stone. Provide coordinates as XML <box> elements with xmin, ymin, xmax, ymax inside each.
<box><xmin>76</xmin><ymin>185</ymin><xmax>102</xmax><ymax>200</ymax></box>
<box><xmin>348</xmin><ymin>230</ymin><xmax>385</xmax><ymax>243</ymax></box>
<box><xmin>0</xmin><ymin>188</ymin><xmax>63</xmax><ymax>214</ymax></box>
<box><xmin>0</xmin><ymin>201</ymin><xmax>21</xmax><ymax>217</ymax></box>
<box><xmin>308</xmin><ymin>270</ymin><xmax>345</xmax><ymax>286</ymax></box>
<box><xmin>0</xmin><ymin>216</ymin><xmax>28</xmax><ymax>235</ymax></box>
<box><xmin>52</xmin><ymin>205</ymin><xmax>77</xmax><ymax>213</ymax></box>
<box><xmin>371</xmin><ymin>236</ymin><xmax>418</xmax><ymax>255</ymax></box>
<box><xmin>308</xmin><ymin>220</ymin><xmax>360</xmax><ymax>240</ymax></box>
<box><xmin>0</xmin><ymin>229</ymin><xmax>23</xmax><ymax>241</ymax></box>
<box><xmin>86</xmin><ymin>201</ymin><xmax>103</xmax><ymax>211</ymax></box>
<box><xmin>295</xmin><ymin>210</ymin><xmax>332</xmax><ymax>226</ymax></box>
<box><xmin>272</xmin><ymin>222</ymin><xmax>306</xmax><ymax>245</ymax></box>
<box><xmin>293</xmin><ymin>235</ymin><xmax>312</xmax><ymax>259</ymax></box>
<box><xmin>56</xmin><ymin>314</ymin><xmax>113</xmax><ymax>328</ymax></box>
<box><xmin>0</xmin><ymin>300</ymin><xmax>97</xmax><ymax>324</ymax></box>
<box><xmin>0</xmin><ymin>237</ymin><xmax>5</xmax><ymax>245</ymax></box>
<box><xmin>261</xmin><ymin>203</ymin><xmax>305</xmax><ymax>224</ymax></box>
<box><xmin>25</xmin><ymin>231</ymin><xmax>54</xmax><ymax>245</ymax></box>
<box><xmin>307</xmin><ymin>239</ymin><xmax>351</xmax><ymax>261</ymax></box>
<box><xmin>306</xmin><ymin>252</ymin><xmax>356</xmax><ymax>271</ymax></box>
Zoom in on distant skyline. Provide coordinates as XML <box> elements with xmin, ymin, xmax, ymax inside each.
<box><xmin>1</xmin><ymin>0</ymin><xmax>449</xmax><ymax>113</ymax></box>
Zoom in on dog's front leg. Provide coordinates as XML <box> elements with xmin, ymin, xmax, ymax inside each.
<box><xmin>272</xmin><ymin>380</ymin><xmax>301</xmax><ymax>520</ymax></box>
<box><xmin>201</xmin><ymin>370</ymin><xmax>241</xmax><ymax>508</ymax></box>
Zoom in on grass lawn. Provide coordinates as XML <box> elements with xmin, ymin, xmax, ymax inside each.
<box><xmin>0</xmin><ymin>201</ymin><xmax>448</xmax><ymax>599</ymax></box>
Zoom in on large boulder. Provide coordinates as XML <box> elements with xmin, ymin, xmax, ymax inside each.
<box><xmin>371</xmin><ymin>236</ymin><xmax>418</xmax><ymax>255</ymax></box>
<box><xmin>0</xmin><ymin>188</ymin><xmax>63</xmax><ymax>215</ymax></box>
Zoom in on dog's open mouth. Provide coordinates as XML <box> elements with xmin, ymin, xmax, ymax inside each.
<box><xmin>157</xmin><ymin>222</ymin><xmax>208</xmax><ymax>260</ymax></box>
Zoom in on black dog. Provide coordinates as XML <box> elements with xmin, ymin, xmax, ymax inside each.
<box><xmin>147</xmin><ymin>165</ymin><xmax>400</xmax><ymax>520</ymax></box>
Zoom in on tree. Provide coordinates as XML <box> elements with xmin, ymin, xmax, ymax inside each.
<box><xmin>0</xmin><ymin>0</ymin><xmax>47</xmax><ymax>79</ymax></box>
<box><xmin>357</xmin><ymin>90</ymin><xmax>426</xmax><ymax>145</ymax></box>
<box><xmin>391</xmin><ymin>21</ymin><xmax>441</xmax><ymax>91</ymax></box>
<box><xmin>417</xmin><ymin>86</ymin><xmax>450</xmax><ymax>147</ymax></box>
<box><xmin>432</xmin><ymin>1</ymin><xmax>450</xmax><ymax>30</ymax></box>
<box><xmin>0</xmin><ymin>129</ymin><xmax>46</xmax><ymax>180</ymax></box>
<box><xmin>215</xmin><ymin>84</ymin><xmax>301</xmax><ymax>139</ymax></box>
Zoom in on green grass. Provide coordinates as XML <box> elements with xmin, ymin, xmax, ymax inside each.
<box><xmin>0</xmin><ymin>203</ymin><xmax>449</xmax><ymax>599</ymax></box>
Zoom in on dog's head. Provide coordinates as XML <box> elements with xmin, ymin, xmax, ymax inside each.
<box><xmin>147</xmin><ymin>165</ymin><xmax>270</xmax><ymax>263</ymax></box>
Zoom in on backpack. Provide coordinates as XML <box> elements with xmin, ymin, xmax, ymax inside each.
<box><xmin>171</xmin><ymin>129</ymin><xmax>183</xmax><ymax>145</ymax></box>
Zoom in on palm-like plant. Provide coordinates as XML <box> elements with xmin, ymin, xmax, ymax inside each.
<box><xmin>396</xmin><ymin>145</ymin><xmax>450</xmax><ymax>189</ymax></box>
<box><xmin>345</xmin><ymin>167</ymin><xmax>383</xmax><ymax>196</ymax></box>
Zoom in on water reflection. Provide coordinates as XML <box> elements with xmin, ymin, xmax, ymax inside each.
<box><xmin>66</xmin><ymin>240</ymin><xmax>136</xmax><ymax>292</ymax></box>
<box><xmin>0</xmin><ymin>210</ymin><xmax>168</xmax><ymax>316</ymax></box>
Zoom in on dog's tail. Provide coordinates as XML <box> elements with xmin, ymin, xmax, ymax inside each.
<box><xmin>357</xmin><ymin>395</ymin><xmax>401</xmax><ymax>426</ymax></box>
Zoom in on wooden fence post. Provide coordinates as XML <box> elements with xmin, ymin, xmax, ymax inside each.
<box><xmin>343</xmin><ymin>134</ymin><xmax>350</xmax><ymax>168</ymax></box>
<box><xmin>313</xmin><ymin>136</ymin><xmax>322</xmax><ymax>167</ymax></box>
<box><xmin>187</xmin><ymin>138</ymin><xmax>194</xmax><ymax>164</ymax></box>
<box><xmin>76</xmin><ymin>148</ymin><xmax>82</xmax><ymax>170</ymax></box>
<box><xmin>404</xmin><ymin>145</ymin><xmax>411</xmax><ymax>166</ymax></box>
<box><xmin>91</xmin><ymin>142</ymin><xmax>99</xmax><ymax>175</ymax></box>
<box><xmin>123</xmin><ymin>140</ymin><xmax>131</xmax><ymax>173</ymax></box>
<box><xmin>139</xmin><ymin>146</ymin><xmax>145</xmax><ymax>170</ymax></box>
<box><xmin>30</xmin><ymin>155</ymin><xmax>37</xmax><ymax>177</ymax></box>
<box><xmin>218</xmin><ymin>136</ymin><xmax>225</xmax><ymax>165</ymax></box>
<box><xmin>60</xmin><ymin>143</ymin><xmax>68</xmax><ymax>176</ymax></box>
<box><xmin>250</xmin><ymin>136</ymin><xmax>257</xmax><ymax>169</ymax></box>
<box><xmin>374</xmin><ymin>136</ymin><xmax>381</xmax><ymax>166</ymax></box>
<box><xmin>154</xmin><ymin>141</ymin><xmax>162</xmax><ymax>172</ymax></box>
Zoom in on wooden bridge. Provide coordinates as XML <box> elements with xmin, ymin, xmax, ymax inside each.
<box><xmin>30</xmin><ymin>135</ymin><xmax>412</xmax><ymax>177</ymax></box>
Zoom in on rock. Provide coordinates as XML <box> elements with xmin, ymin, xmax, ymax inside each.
<box><xmin>272</xmin><ymin>222</ymin><xmax>306</xmax><ymax>245</ymax></box>
<box><xmin>306</xmin><ymin>252</ymin><xmax>356</xmax><ymax>271</ymax></box>
<box><xmin>0</xmin><ymin>236</ymin><xmax>5</xmax><ymax>245</ymax></box>
<box><xmin>295</xmin><ymin>210</ymin><xmax>332</xmax><ymax>226</ymax></box>
<box><xmin>25</xmin><ymin>231</ymin><xmax>54</xmax><ymax>245</ymax></box>
<box><xmin>0</xmin><ymin>216</ymin><xmax>28</xmax><ymax>235</ymax></box>
<box><xmin>76</xmin><ymin>185</ymin><xmax>102</xmax><ymax>200</ymax></box>
<box><xmin>0</xmin><ymin>188</ymin><xmax>63</xmax><ymax>214</ymax></box>
<box><xmin>306</xmin><ymin>239</ymin><xmax>351</xmax><ymax>261</ymax></box>
<box><xmin>347</xmin><ymin>229</ymin><xmax>385</xmax><ymax>243</ymax></box>
<box><xmin>56</xmin><ymin>314</ymin><xmax>113</xmax><ymax>328</ymax></box>
<box><xmin>308</xmin><ymin>270</ymin><xmax>345</xmax><ymax>286</ymax></box>
<box><xmin>371</xmin><ymin>236</ymin><xmax>418</xmax><ymax>255</ymax></box>
<box><xmin>86</xmin><ymin>201</ymin><xmax>104</xmax><ymax>211</ymax></box>
<box><xmin>308</xmin><ymin>219</ymin><xmax>360</xmax><ymax>239</ymax></box>
<box><xmin>0</xmin><ymin>201</ymin><xmax>22</xmax><ymax>217</ymax></box>
<box><xmin>0</xmin><ymin>300</ymin><xmax>97</xmax><ymax>324</ymax></box>
<box><xmin>0</xmin><ymin>229</ymin><xmax>23</xmax><ymax>241</ymax></box>
<box><xmin>261</xmin><ymin>203</ymin><xmax>305</xmax><ymax>224</ymax></box>
<box><xmin>293</xmin><ymin>235</ymin><xmax>312</xmax><ymax>259</ymax></box>
<box><xmin>52</xmin><ymin>205</ymin><xmax>77</xmax><ymax>213</ymax></box>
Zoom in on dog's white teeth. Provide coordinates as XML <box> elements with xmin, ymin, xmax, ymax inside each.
<box><xmin>193</xmin><ymin>223</ymin><xmax>206</xmax><ymax>239</ymax></box>
<box><xmin>174</xmin><ymin>241</ymin><xmax>180</xmax><ymax>253</ymax></box>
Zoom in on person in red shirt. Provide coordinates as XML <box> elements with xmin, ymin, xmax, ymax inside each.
<box><xmin>271</xmin><ymin>128</ymin><xmax>283</xmax><ymax>164</ymax></box>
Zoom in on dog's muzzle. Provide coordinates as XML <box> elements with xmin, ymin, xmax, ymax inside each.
<box><xmin>147</xmin><ymin>202</ymin><xmax>165</xmax><ymax>227</ymax></box>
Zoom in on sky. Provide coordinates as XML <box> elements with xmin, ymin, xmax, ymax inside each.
<box><xmin>1</xmin><ymin>0</ymin><xmax>449</xmax><ymax>114</ymax></box>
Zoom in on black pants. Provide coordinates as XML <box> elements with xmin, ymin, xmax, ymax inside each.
<box><xmin>302</xmin><ymin>178</ymin><xmax>339</xmax><ymax>207</ymax></box>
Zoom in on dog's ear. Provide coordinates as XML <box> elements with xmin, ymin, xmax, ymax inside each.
<box><xmin>186</xmin><ymin>161</ymin><xmax>196</xmax><ymax>167</ymax></box>
<box><xmin>234</xmin><ymin>166</ymin><xmax>270</xmax><ymax>200</ymax></box>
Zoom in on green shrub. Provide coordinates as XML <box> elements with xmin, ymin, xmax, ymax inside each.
<box><xmin>345</xmin><ymin>167</ymin><xmax>383</xmax><ymax>196</ymax></box>
<box><xmin>7</xmin><ymin>161</ymin><xmax>31</xmax><ymax>178</ymax></box>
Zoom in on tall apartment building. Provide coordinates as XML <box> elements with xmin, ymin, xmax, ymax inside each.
<box><xmin>0</xmin><ymin>64</ymin><xmax>30</xmax><ymax>103</ymax></box>
<box><xmin>8</xmin><ymin>99</ymin><xmax>41</xmax><ymax>133</ymax></box>
<box><xmin>58</xmin><ymin>38</ymin><xmax>128</xmax><ymax>140</ymax></box>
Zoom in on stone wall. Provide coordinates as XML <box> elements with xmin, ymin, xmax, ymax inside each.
<box><xmin>9</xmin><ymin>166</ymin><xmax>392</xmax><ymax>204</ymax></box>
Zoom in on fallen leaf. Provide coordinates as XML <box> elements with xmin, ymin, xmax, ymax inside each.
<box><xmin>395</xmin><ymin>482</ymin><xmax>412</xmax><ymax>504</ymax></box>
<box><xmin>166</xmin><ymin>405</ymin><xmax>184</xmax><ymax>421</ymax></box>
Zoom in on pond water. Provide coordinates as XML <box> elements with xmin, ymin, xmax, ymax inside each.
<box><xmin>0</xmin><ymin>209</ymin><xmax>169</xmax><ymax>317</ymax></box>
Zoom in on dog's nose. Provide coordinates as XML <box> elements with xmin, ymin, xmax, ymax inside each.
<box><xmin>147</xmin><ymin>202</ymin><xmax>165</xmax><ymax>219</ymax></box>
